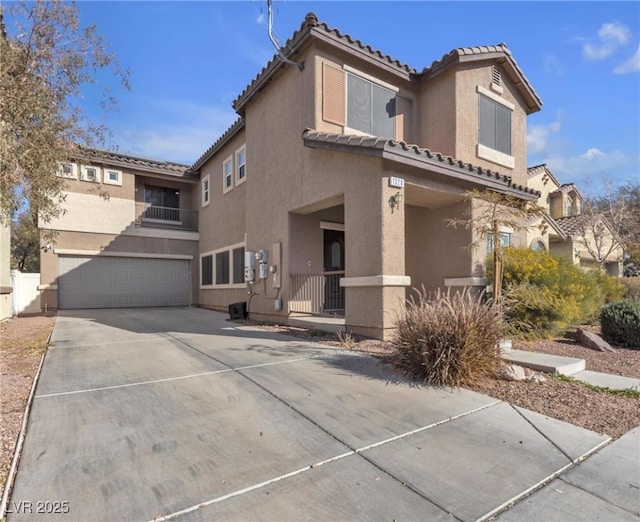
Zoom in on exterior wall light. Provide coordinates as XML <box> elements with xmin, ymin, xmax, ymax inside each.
<box><xmin>389</xmin><ymin>192</ymin><xmax>404</xmax><ymax>213</ymax></box>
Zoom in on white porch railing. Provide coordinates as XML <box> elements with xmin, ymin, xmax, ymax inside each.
<box><xmin>289</xmin><ymin>272</ymin><xmax>345</xmax><ymax>316</ymax></box>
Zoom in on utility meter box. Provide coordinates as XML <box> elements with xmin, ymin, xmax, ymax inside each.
<box><xmin>244</xmin><ymin>251</ymin><xmax>255</xmax><ymax>282</ymax></box>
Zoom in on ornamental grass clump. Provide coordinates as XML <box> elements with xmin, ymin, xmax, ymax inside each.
<box><xmin>391</xmin><ymin>289</ymin><xmax>503</xmax><ymax>387</ymax></box>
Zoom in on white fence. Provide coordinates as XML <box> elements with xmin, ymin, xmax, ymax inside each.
<box><xmin>10</xmin><ymin>271</ymin><xmax>41</xmax><ymax>315</ymax></box>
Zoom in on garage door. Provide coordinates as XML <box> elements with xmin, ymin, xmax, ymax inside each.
<box><xmin>58</xmin><ymin>256</ymin><xmax>190</xmax><ymax>309</ymax></box>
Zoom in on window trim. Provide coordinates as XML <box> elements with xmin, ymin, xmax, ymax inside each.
<box><xmin>202</xmin><ymin>174</ymin><xmax>210</xmax><ymax>207</ymax></box>
<box><xmin>200</xmin><ymin>241</ymin><xmax>246</xmax><ymax>289</ymax></box>
<box><xmin>103</xmin><ymin>168</ymin><xmax>122</xmax><ymax>186</ymax></box>
<box><xmin>223</xmin><ymin>156</ymin><xmax>233</xmax><ymax>194</ymax></box>
<box><xmin>80</xmin><ymin>165</ymin><xmax>101</xmax><ymax>183</ymax></box>
<box><xmin>235</xmin><ymin>145</ymin><xmax>246</xmax><ymax>185</ymax></box>
<box><xmin>476</xmin><ymin>86</ymin><xmax>514</xmax><ymax>168</ymax></box>
<box><xmin>57</xmin><ymin>162</ymin><xmax>78</xmax><ymax>180</ymax></box>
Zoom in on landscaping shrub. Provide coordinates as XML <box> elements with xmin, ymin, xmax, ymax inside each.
<box><xmin>488</xmin><ymin>247</ymin><xmax>624</xmax><ymax>338</ymax></box>
<box><xmin>600</xmin><ymin>299</ymin><xmax>640</xmax><ymax>349</ymax></box>
<box><xmin>502</xmin><ymin>282</ymin><xmax>566</xmax><ymax>339</ymax></box>
<box><xmin>391</xmin><ymin>289</ymin><xmax>502</xmax><ymax>387</ymax></box>
<box><xmin>621</xmin><ymin>277</ymin><xmax>640</xmax><ymax>299</ymax></box>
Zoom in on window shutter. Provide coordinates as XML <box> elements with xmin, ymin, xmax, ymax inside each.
<box><xmin>395</xmin><ymin>96</ymin><xmax>412</xmax><ymax>142</ymax></box>
<box><xmin>323</xmin><ymin>63</ymin><xmax>345</xmax><ymax>126</ymax></box>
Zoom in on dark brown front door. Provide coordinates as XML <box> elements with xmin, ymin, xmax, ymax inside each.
<box><xmin>323</xmin><ymin>229</ymin><xmax>345</xmax><ymax>314</ymax></box>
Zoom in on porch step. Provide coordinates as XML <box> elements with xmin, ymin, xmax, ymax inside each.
<box><xmin>501</xmin><ymin>349</ymin><xmax>585</xmax><ymax>376</ymax></box>
<box><xmin>288</xmin><ymin>316</ymin><xmax>346</xmax><ymax>333</ymax></box>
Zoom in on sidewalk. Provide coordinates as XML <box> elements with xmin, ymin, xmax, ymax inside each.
<box><xmin>497</xmin><ymin>427</ymin><xmax>639</xmax><ymax>520</ymax></box>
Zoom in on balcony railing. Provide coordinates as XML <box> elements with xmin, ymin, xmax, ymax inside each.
<box><xmin>289</xmin><ymin>272</ymin><xmax>345</xmax><ymax>316</ymax></box>
<box><xmin>135</xmin><ymin>203</ymin><xmax>198</xmax><ymax>232</ymax></box>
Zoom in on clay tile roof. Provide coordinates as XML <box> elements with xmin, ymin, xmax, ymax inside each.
<box><xmin>76</xmin><ymin>147</ymin><xmax>193</xmax><ymax>178</ymax></box>
<box><xmin>232</xmin><ymin>13</ymin><xmax>417</xmax><ymax>114</ymax></box>
<box><xmin>422</xmin><ymin>43</ymin><xmax>542</xmax><ymax>113</ymax></box>
<box><xmin>554</xmin><ymin>214</ymin><xmax>596</xmax><ymax>236</ymax></box>
<box><xmin>302</xmin><ymin>129</ymin><xmax>540</xmax><ymax>200</ymax></box>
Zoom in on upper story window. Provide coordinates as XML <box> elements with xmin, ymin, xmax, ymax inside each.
<box><xmin>236</xmin><ymin>146</ymin><xmax>246</xmax><ymax>184</ymax></box>
<box><xmin>145</xmin><ymin>185</ymin><xmax>179</xmax><ymax>208</ymax></box>
<box><xmin>346</xmin><ymin>71</ymin><xmax>396</xmax><ymax>138</ymax></box>
<box><xmin>80</xmin><ymin>165</ymin><xmax>101</xmax><ymax>183</ymax></box>
<box><xmin>57</xmin><ymin>163</ymin><xmax>77</xmax><ymax>179</ymax></box>
<box><xmin>223</xmin><ymin>156</ymin><xmax>233</xmax><ymax>193</ymax></box>
<box><xmin>202</xmin><ymin>175</ymin><xmax>210</xmax><ymax>207</ymax></box>
<box><xmin>322</xmin><ymin>63</ymin><xmax>409</xmax><ymax>140</ymax></box>
<box><xmin>479</xmin><ymin>93</ymin><xmax>512</xmax><ymax>156</ymax></box>
<box><xmin>104</xmin><ymin>169</ymin><xmax>122</xmax><ymax>186</ymax></box>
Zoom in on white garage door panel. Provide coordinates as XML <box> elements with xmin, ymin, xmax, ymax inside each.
<box><xmin>59</xmin><ymin>256</ymin><xmax>189</xmax><ymax>309</ymax></box>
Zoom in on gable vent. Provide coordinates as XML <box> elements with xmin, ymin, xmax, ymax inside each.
<box><xmin>492</xmin><ymin>66</ymin><xmax>502</xmax><ymax>87</ymax></box>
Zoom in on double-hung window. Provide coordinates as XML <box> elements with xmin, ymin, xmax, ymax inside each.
<box><xmin>236</xmin><ymin>146</ymin><xmax>246</xmax><ymax>184</ymax></box>
<box><xmin>202</xmin><ymin>175</ymin><xmax>210</xmax><ymax>206</ymax></box>
<box><xmin>487</xmin><ymin>232</ymin><xmax>511</xmax><ymax>253</ymax></box>
<box><xmin>223</xmin><ymin>157</ymin><xmax>233</xmax><ymax>193</ymax></box>
<box><xmin>346</xmin><ymin>70</ymin><xmax>396</xmax><ymax>138</ymax></box>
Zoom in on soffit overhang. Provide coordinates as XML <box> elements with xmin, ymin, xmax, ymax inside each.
<box><xmin>302</xmin><ymin>129</ymin><xmax>541</xmax><ymax>201</ymax></box>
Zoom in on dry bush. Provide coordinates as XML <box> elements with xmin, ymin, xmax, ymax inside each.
<box><xmin>391</xmin><ymin>289</ymin><xmax>503</xmax><ymax>387</ymax></box>
<box><xmin>621</xmin><ymin>277</ymin><xmax>640</xmax><ymax>299</ymax></box>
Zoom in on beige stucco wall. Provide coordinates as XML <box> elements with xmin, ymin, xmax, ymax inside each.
<box><xmin>417</xmin><ymin>69</ymin><xmax>457</xmax><ymax>157</ymax></box>
<box><xmin>455</xmin><ymin>64</ymin><xmax>528</xmax><ymax>187</ymax></box>
<box><xmin>405</xmin><ymin>201</ymin><xmax>474</xmax><ymax>294</ymax></box>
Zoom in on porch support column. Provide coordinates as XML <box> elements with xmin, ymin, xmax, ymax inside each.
<box><xmin>341</xmin><ymin>177</ymin><xmax>410</xmax><ymax>340</ymax></box>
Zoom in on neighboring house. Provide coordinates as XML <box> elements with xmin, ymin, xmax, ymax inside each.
<box><xmin>1</xmin><ymin>221</ymin><xmax>12</xmax><ymax>320</ymax></box>
<box><xmin>527</xmin><ymin>164</ymin><xmax>624</xmax><ymax>276</ymax></box>
<box><xmin>39</xmin><ymin>149</ymin><xmax>200</xmax><ymax>310</ymax></box>
<box><xmin>191</xmin><ymin>13</ymin><xmax>541</xmax><ymax>339</ymax></box>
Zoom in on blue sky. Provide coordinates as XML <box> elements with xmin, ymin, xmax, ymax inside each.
<box><xmin>37</xmin><ymin>2</ymin><xmax>640</xmax><ymax>190</ymax></box>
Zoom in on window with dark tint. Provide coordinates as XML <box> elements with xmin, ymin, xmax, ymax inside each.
<box><xmin>347</xmin><ymin>73</ymin><xmax>395</xmax><ymax>138</ymax></box>
<box><xmin>478</xmin><ymin>94</ymin><xmax>511</xmax><ymax>155</ymax></box>
<box><xmin>201</xmin><ymin>255</ymin><xmax>213</xmax><ymax>286</ymax></box>
<box><xmin>232</xmin><ymin>247</ymin><xmax>245</xmax><ymax>284</ymax></box>
<box><xmin>216</xmin><ymin>251</ymin><xmax>230</xmax><ymax>285</ymax></box>
<box><xmin>145</xmin><ymin>186</ymin><xmax>180</xmax><ymax>208</ymax></box>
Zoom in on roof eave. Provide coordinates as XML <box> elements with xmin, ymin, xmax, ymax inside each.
<box><xmin>302</xmin><ymin>130</ymin><xmax>540</xmax><ymax>201</ymax></box>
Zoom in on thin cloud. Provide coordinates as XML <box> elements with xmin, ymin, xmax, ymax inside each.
<box><xmin>544</xmin><ymin>147</ymin><xmax>638</xmax><ymax>184</ymax></box>
<box><xmin>108</xmin><ymin>98</ymin><xmax>238</xmax><ymax>164</ymax></box>
<box><xmin>527</xmin><ymin>114</ymin><xmax>562</xmax><ymax>155</ymax></box>
<box><xmin>543</xmin><ymin>53</ymin><xmax>563</xmax><ymax>76</ymax></box>
<box><xmin>614</xmin><ymin>44</ymin><xmax>640</xmax><ymax>74</ymax></box>
<box><xmin>583</xmin><ymin>22</ymin><xmax>631</xmax><ymax>61</ymax></box>
<box><xmin>256</xmin><ymin>13</ymin><xmax>266</xmax><ymax>25</ymax></box>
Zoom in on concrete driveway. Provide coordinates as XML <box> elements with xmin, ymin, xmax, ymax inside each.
<box><xmin>7</xmin><ymin>307</ymin><xmax>632</xmax><ymax>521</ymax></box>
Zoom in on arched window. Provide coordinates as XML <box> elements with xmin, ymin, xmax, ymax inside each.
<box><xmin>531</xmin><ymin>240</ymin><xmax>546</xmax><ymax>252</ymax></box>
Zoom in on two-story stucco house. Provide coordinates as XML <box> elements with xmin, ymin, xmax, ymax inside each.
<box><xmin>191</xmin><ymin>13</ymin><xmax>541</xmax><ymax>339</ymax></box>
<box><xmin>39</xmin><ymin>149</ymin><xmax>200</xmax><ymax>310</ymax></box>
<box><xmin>527</xmin><ymin>164</ymin><xmax>624</xmax><ymax>275</ymax></box>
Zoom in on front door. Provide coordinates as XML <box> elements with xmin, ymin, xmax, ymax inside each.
<box><xmin>323</xmin><ymin>229</ymin><xmax>345</xmax><ymax>315</ymax></box>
